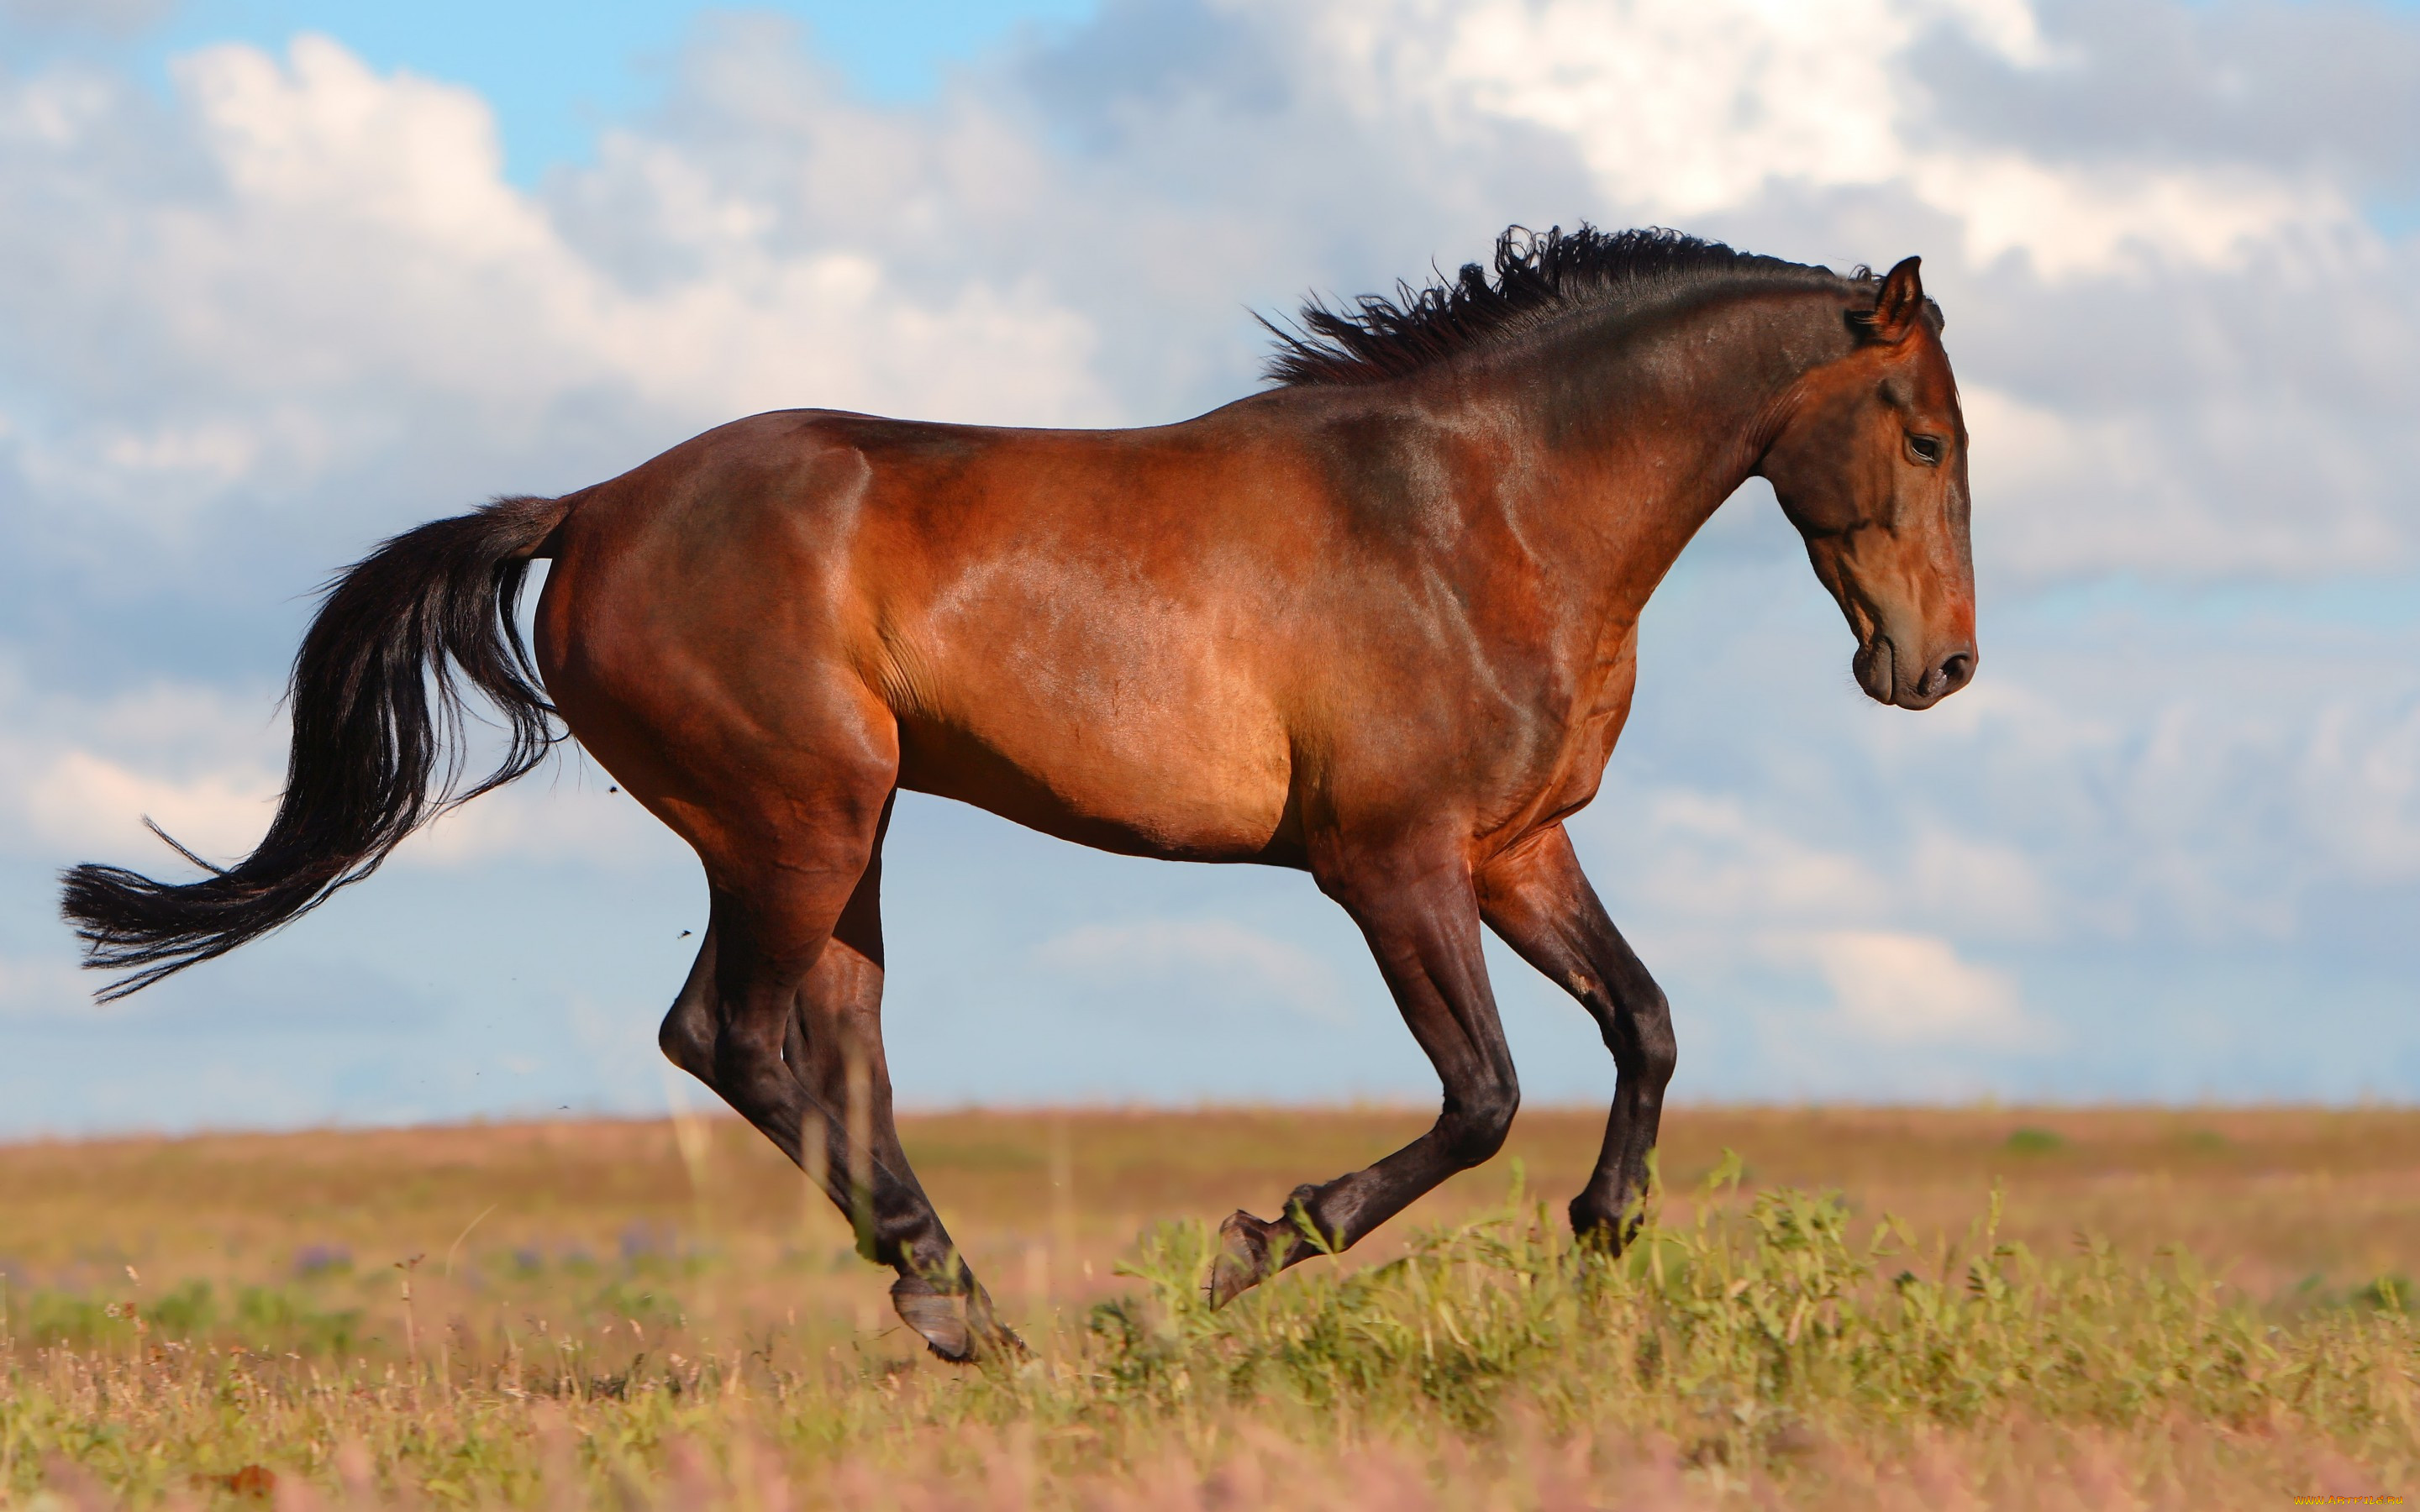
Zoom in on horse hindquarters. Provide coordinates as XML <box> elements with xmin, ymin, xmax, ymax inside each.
<box><xmin>539</xmin><ymin>527</ymin><xmax>1018</xmax><ymax>1362</ymax></box>
<box><xmin>592</xmin><ymin>711</ymin><xmax>1017</xmax><ymax>1360</ymax></box>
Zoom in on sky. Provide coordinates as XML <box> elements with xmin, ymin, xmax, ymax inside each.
<box><xmin>0</xmin><ymin>0</ymin><xmax>2417</xmax><ymax>1136</ymax></box>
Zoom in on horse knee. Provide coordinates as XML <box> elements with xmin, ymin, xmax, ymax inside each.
<box><xmin>1604</xmin><ymin>982</ymin><xmax>1676</xmax><ymax>1090</ymax></box>
<box><xmin>1440</xmin><ymin>1074</ymin><xmax>1520</xmax><ymax>1168</ymax></box>
<box><xmin>1633</xmin><ymin>990</ymin><xmax>1677</xmax><ymax>1089</ymax></box>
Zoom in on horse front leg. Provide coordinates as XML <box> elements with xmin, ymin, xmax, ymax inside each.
<box><xmin>1476</xmin><ymin>824</ymin><xmax>1676</xmax><ymax>1247</ymax></box>
<box><xmin>1209</xmin><ymin>844</ymin><xmax>1520</xmax><ymax>1305</ymax></box>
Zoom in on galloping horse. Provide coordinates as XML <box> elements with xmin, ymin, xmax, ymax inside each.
<box><xmin>63</xmin><ymin>227</ymin><xmax>1975</xmax><ymax>1362</ymax></box>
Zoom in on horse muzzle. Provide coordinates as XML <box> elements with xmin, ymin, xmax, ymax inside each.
<box><xmin>1855</xmin><ymin>637</ymin><xmax>1976</xmax><ymax>711</ymax></box>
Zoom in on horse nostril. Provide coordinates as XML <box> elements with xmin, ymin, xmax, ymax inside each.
<box><xmin>1936</xmin><ymin>651</ymin><xmax>1975</xmax><ymax>691</ymax></box>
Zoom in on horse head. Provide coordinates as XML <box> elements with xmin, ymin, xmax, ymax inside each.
<box><xmin>1759</xmin><ymin>256</ymin><xmax>1977</xmax><ymax>711</ymax></box>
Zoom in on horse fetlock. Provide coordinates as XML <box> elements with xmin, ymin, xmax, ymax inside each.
<box><xmin>1282</xmin><ymin>1184</ymin><xmax>1345</xmax><ymax>1253</ymax></box>
<box><xmin>852</xmin><ymin>1199</ymin><xmax>915</xmax><ymax>1267</ymax></box>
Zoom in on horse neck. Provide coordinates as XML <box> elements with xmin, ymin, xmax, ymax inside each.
<box><xmin>1479</xmin><ymin>286</ymin><xmax>1855</xmax><ymax>625</ymax></box>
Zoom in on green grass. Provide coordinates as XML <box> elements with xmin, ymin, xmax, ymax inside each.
<box><xmin>1090</xmin><ymin>1158</ymin><xmax>2417</xmax><ymax>1447</ymax></box>
<box><xmin>2001</xmin><ymin>1126</ymin><xmax>2066</xmax><ymax>1156</ymax></box>
<box><xmin>3</xmin><ymin>1153</ymin><xmax>2412</xmax><ymax>1507</ymax></box>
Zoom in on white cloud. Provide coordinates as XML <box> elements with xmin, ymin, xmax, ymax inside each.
<box><xmin>1961</xmin><ymin>381</ymin><xmax>2418</xmax><ymax>582</ymax></box>
<box><xmin>0</xmin><ymin>671</ymin><xmax>282</xmax><ymax>863</ymax></box>
<box><xmin>187</xmin><ymin>36</ymin><xmax>533</xmax><ymax>255</ymax></box>
<box><xmin>1774</xmin><ymin>928</ymin><xmax>2049</xmax><ymax>1049</ymax></box>
<box><xmin>2297</xmin><ymin>694</ymin><xmax>2420</xmax><ymax>885</ymax></box>
<box><xmin>1309</xmin><ymin>0</ymin><xmax>2350</xmax><ymax>278</ymax></box>
<box><xmin>0</xmin><ymin>2</ymin><xmax>2417</xmax><ymax>1120</ymax></box>
<box><xmin>1033</xmin><ymin>918</ymin><xmax>1355</xmax><ymax>1025</ymax></box>
<box><xmin>4</xmin><ymin>6</ymin><xmax>2412</xmax><ymax>575</ymax></box>
<box><xmin>1912</xmin><ymin>155</ymin><xmax>2350</xmax><ymax>278</ymax></box>
<box><xmin>1632</xmin><ymin>790</ymin><xmax>1891</xmax><ymax>924</ymax></box>
<box><xmin>0</xmin><ymin>668</ymin><xmax>677</xmax><ymax>875</ymax></box>
<box><xmin>18</xmin><ymin>747</ymin><xmax>276</xmax><ymax>861</ymax></box>
<box><xmin>1285</xmin><ymin>0</ymin><xmax>2416</xmax><ymax>581</ymax></box>
<box><xmin>397</xmin><ymin>774</ymin><xmax>683</xmax><ymax>872</ymax></box>
<box><xmin>0</xmin><ymin>32</ymin><xmax>1111</xmax><ymax>539</ymax></box>
<box><xmin>1906</xmin><ymin>827</ymin><xmax>2053</xmax><ymax>938</ymax></box>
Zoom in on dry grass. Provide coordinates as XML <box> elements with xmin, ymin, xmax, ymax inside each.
<box><xmin>3</xmin><ymin>1105</ymin><xmax>2417</xmax><ymax>1508</ymax></box>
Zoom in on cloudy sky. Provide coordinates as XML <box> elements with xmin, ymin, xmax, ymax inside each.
<box><xmin>1</xmin><ymin>0</ymin><xmax>2416</xmax><ymax>1135</ymax></box>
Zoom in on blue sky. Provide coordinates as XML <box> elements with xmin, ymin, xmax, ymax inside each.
<box><xmin>117</xmin><ymin>2</ymin><xmax>1101</xmax><ymax>178</ymax></box>
<box><xmin>0</xmin><ymin>0</ymin><xmax>2417</xmax><ymax>1135</ymax></box>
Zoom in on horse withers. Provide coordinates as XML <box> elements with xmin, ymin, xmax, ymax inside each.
<box><xmin>62</xmin><ymin>227</ymin><xmax>1975</xmax><ymax>1362</ymax></box>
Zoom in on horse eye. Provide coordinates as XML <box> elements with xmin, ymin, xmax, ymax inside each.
<box><xmin>1906</xmin><ymin>434</ymin><xmax>1944</xmax><ymax>465</ymax></box>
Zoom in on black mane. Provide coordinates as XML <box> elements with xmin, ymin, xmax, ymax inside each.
<box><xmin>1262</xmin><ymin>224</ymin><xmax>1870</xmax><ymax>387</ymax></box>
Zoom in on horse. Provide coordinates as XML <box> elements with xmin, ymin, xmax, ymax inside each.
<box><xmin>61</xmin><ymin>225</ymin><xmax>1975</xmax><ymax>1363</ymax></box>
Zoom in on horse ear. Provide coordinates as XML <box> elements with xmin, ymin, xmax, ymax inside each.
<box><xmin>1868</xmin><ymin>256</ymin><xmax>1926</xmax><ymax>344</ymax></box>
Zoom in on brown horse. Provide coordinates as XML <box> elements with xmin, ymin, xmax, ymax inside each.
<box><xmin>62</xmin><ymin>227</ymin><xmax>1975</xmax><ymax>1362</ymax></box>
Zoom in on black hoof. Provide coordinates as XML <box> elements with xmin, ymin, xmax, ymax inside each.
<box><xmin>1208</xmin><ymin>1209</ymin><xmax>1292</xmax><ymax>1308</ymax></box>
<box><xmin>1210</xmin><ymin>1183</ymin><xmax>1336</xmax><ymax>1308</ymax></box>
<box><xmin>1569</xmin><ymin>1195</ymin><xmax>1641</xmax><ymax>1255</ymax></box>
<box><xmin>890</xmin><ymin>1273</ymin><xmax>1026</xmax><ymax>1364</ymax></box>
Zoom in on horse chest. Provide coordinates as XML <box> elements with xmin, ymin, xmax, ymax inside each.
<box><xmin>1512</xmin><ymin>632</ymin><xmax>1640</xmax><ymax>828</ymax></box>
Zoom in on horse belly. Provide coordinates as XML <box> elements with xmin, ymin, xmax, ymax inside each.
<box><xmin>887</xmin><ymin>600</ymin><xmax>1295</xmax><ymax>863</ymax></box>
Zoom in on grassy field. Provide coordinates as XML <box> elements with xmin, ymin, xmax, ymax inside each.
<box><xmin>3</xmin><ymin>1104</ymin><xmax>2417</xmax><ymax>1507</ymax></box>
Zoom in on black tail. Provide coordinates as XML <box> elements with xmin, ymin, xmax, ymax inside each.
<box><xmin>60</xmin><ymin>494</ymin><xmax>576</xmax><ymax>1000</ymax></box>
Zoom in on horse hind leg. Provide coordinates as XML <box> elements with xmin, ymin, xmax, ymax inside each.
<box><xmin>660</xmin><ymin>915</ymin><xmax>721</xmax><ymax>1084</ymax></box>
<box><xmin>777</xmin><ymin>800</ymin><xmax>1018</xmax><ymax>1361</ymax></box>
<box><xmin>663</xmin><ymin>801</ymin><xmax>1017</xmax><ymax>1362</ymax></box>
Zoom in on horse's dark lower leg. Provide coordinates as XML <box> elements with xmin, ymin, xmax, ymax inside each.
<box><xmin>1210</xmin><ymin>851</ymin><xmax>1518</xmax><ymax>1305</ymax></box>
<box><xmin>781</xmin><ymin>796</ymin><xmax>926</xmax><ymax>1194</ymax></box>
<box><xmin>774</xmin><ymin>807</ymin><xmax>1016</xmax><ymax>1359</ymax></box>
<box><xmin>1476</xmin><ymin>825</ymin><xmax>1676</xmax><ymax>1247</ymax></box>
<box><xmin>661</xmin><ymin>853</ymin><xmax>1014</xmax><ymax>1362</ymax></box>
